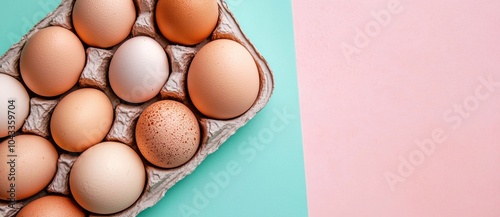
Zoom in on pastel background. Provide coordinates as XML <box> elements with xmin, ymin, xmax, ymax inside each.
<box><xmin>294</xmin><ymin>0</ymin><xmax>500</xmax><ymax>216</ymax></box>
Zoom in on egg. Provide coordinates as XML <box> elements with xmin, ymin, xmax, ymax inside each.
<box><xmin>187</xmin><ymin>39</ymin><xmax>260</xmax><ymax>119</ymax></box>
<box><xmin>20</xmin><ymin>26</ymin><xmax>86</xmax><ymax>97</ymax></box>
<box><xmin>0</xmin><ymin>74</ymin><xmax>30</xmax><ymax>138</ymax></box>
<box><xmin>109</xmin><ymin>36</ymin><xmax>169</xmax><ymax>103</ymax></box>
<box><xmin>69</xmin><ymin>141</ymin><xmax>145</xmax><ymax>214</ymax></box>
<box><xmin>156</xmin><ymin>0</ymin><xmax>219</xmax><ymax>45</ymax></box>
<box><xmin>135</xmin><ymin>100</ymin><xmax>200</xmax><ymax>168</ymax></box>
<box><xmin>16</xmin><ymin>195</ymin><xmax>86</xmax><ymax>217</ymax></box>
<box><xmin>50</xmin><ymin>88</ymin><xmax>113</xmax><ymax>152</ymax></box>
<box><xmin>0</xmin><ymin>135</ymin><xmax>58</xmax><ymax>200</ymax></box>
<box><xmin>72</xmin><ymin>0</ymin><xmax>136</xmax><ymax>48</ymax></box>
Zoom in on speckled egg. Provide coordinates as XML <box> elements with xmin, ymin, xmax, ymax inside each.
<box><xmin>135</xmin><ymin>100</ymin><xmax>200</xmax><ymax>168</ymax></box>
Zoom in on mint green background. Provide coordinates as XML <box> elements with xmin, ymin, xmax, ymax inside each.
<box><xmin>0</xmin><ymin>0</ymin><xmax>308</xmax><ymax>216</ymax></box>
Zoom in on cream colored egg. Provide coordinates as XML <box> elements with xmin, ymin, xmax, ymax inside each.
<box><xmin>16</xmin><ymin>195</ymin><xmax>86</xmax><ymax>217</ymax></box>
<box><xmin>109</xmin><ymin>36</ymin><xmax>169</xmax><ymax>103</ymax></box>
<box><xmin>0</xmin><ymin>74</ymin><xmax>30</xmax><ymax>138</ymax></box>
<box><xmin>70</xmin><ymin>141</ymin><xmax>146</xmax><ymax>214</ymax></box>
<box><xmin>20</xmin><ymin>26</ymin><xmax>86</xmax><ymax>97</ymax></box>
<box><xmin>187</xmin><ymin>39</ymin><xmax>260</xmax><ymax>119</ymax></box>
<box><xmin>156</xmin><ymin>0</ymin><xmax>219</xmax><ymax>45</ymax></box>
<box><xmin>50</xmin><ymin>88</ymin><xmax>113</xmax><ymax>152</ymax></box>
<box><xmin>72</xmin><ymin>0</ymin><xmax>136</xmax><ymax>48</ymax></box>
<box><xmin>0</xmin><ymin>135</ymin><xmax>58</xmax><ymax>201</ymax></box>
<box><xmin>135</xmin><ymin>100</ymin><xmax>200</xmax><ymax>168</ymax></box>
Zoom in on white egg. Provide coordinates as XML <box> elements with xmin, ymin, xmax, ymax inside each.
<box><xmin>0</xmin><ymin>74</ymin><xmax>30</xmax><ymax>138</ymax></box>
<box><xmin>109</xmin><ymin>36</ymin><xmax>169</xmax><ymax>103</ymax></box>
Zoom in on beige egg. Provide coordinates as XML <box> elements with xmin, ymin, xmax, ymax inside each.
<box><xmin>20</xmin><ymin>26</ymin><xmax>86</xmax><ymax>97</ymax></box>
<box><xmin>16</xmin><ymin>195</ymin><xmax>86</xmax><ymax>217</ymax></box>
<box><xmin>50</xmin><ymin>88</ymin><xmax>113</xmax><ymax>152</ymax></box>
<box><xmin>135</xmin><ymin>100</ymin><xmax>200</xmax><ymax>168</ymax></box>
<box><xmin>70</xmin><ymin>141</ymin><xmax>146</xmax><ymax>214</ymax></box>
<box><xmin>72</xmin><ymin>0</ymin><xmax>136</xmax><ymax>48</ymax></box>
<box><xmin>156</xmin><ymin>0</ymin><xmax>219</xmax><ymax>45</ymax></box>
<box><xmin>0</xmin><ymin>135</ymin><xmax>58</xmax><ymax>201</ymax></box>
<box><xmin>187</xmin><ymin>39</ymin><xmax>260</xmax><ymax>119</ymax></box>
<box><xmin>0</xmin><ymin>74</ymin><xmax>30</xmax><ymax>138</ymax></box>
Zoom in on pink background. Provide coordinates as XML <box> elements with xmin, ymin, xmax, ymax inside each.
<box><xmin>293</xmin><ymin>0</ymin><xmax>500</xmax><ymax>216</ymax></box>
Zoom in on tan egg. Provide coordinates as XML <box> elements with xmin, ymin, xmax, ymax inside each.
<box><xmin>0</xmin><ymin>74</ymin><xmax>30</xmax><ymax>138</ymax></box>
<box><xmin>135</xmin><ymin>100</ymin><xmax>200</xmax><ymax>168</ymax></box>
<box><xmin>16</xmin><ymin>195</ymin><xmax>86</xmax><ymax>217</ymax></box>
<box><xmin>72</xmin><ymin>0</ymin><xmax>136</xmax><ymax>48</ymax></box>
<box><xmin>20</xmin><ymin>26</ymin><xmax>85</xmax><ymax>97</ymax></box>
<box><xmin>70</xmin><ymin>141</ymin><xmax>146</xmax><ymax>214</ymax></box>
<box><xmin>187</xmin><ymin>39</ymin><xmax>260</xmax><ymax>119</ymax></box>
<box><xmin>156</xmin><ymin>0</ymin><xmax>219</xmax><ymax>45</ymax></box>
<box><xmin>0</xmin><ymin>135</ymin><xmax>58</xmax><ymax>201</ymax></box>
<box><xmin>50</xmin><ymin>88</ymin><xmax>113</xmax><ymax>152</ymax></box>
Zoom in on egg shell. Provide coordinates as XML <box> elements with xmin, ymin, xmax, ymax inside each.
<box><xmin>0</xmin><ymin>74</ymin><xmax>30</xmax><ymax>138</ymax></box>
<box><xmin>72</xmin><ymin>0</ymin><xmax>136</xmax><ymax>48</ymax></box>
<box><xmin>155</xmin><ymin>0</ymin><xmax>219</xmax><ymax>45</ymax></box>
<box><xmin>135</xmin><ymin>100</ymin><xmax>200</xmax><ymax>168</ymax></box>
<box><xmin>187</xmin><ymin>39</ymin><xmax>260</xmax><ymax>119</ymax></box>
<box><xmin>0</xmin><ymin>135</ymin><xmax>58</xmax><ymax>200</ymax></box>
<box><xmin>50</xmin><ymin>88</ymin><xmax>114</xmax><ymax>152</ymax></box>
<box><xmin>109</xmin><ymin>36</ymin><xmax>169</xmax><ymax>103</ymax></box>
<box><xmin>19</xmin><ymin>26</ymin><xmax>85</xmax><ymax>97</ymax></box>
<box><xmin>16</xmin><ymin>195</ymin><xmax>85</xmax><ymax>217</ymax></box>
<box><xmin>69</xmin><ymin>141</ymin><xmax>146</xmax><ymax>214</ymax></box>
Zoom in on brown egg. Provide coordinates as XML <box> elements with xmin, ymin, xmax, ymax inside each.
<box><xmin>20</xmin><ymin>26</ymin><xmax>86</xmax><ymax>97</ymax></box>
<box><xmin>0</xmin><ymin>135</ymin><xmax>58</xmax><ymax>200</ymax></box>
<box><xmin>17</xmin><ymin>195</ymin><xmax>86</xmax><ymax>217</ymax></box>
<box><xmin>187</xmin><ymin>39</ymin><xmax>260</xmax><ymax>119</ymax></box>
<box><xmin>156</xmin><ymin>0</ymin><xmax>219</xmax><ymax>45</ymax></box>
<box><xmin>72</xmin><ymin>0</ymin><xmax>136</xmax><ymax>48</ymax></box>
<box><xmin>135</xmin><ymin>100</ymin><xmax>200</xmax><ymax>168</ymax></box>
<box><xmin>50</xmin><ymin>88</ymin><xmax>114</xmax><ymax>152</ymax></box>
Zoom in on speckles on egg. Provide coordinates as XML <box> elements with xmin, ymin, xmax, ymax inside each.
<box><xmin>135</xmin><ymin>100</ymin><xmax>200</xmax><ymax>168</ymax></box>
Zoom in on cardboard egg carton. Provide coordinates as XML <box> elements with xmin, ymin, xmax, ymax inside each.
<box><xmin>0</xmin><ymin>0</ymin><xmax>274</xmax><ymax>216</ymax></box>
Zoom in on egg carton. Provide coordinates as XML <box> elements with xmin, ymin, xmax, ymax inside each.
<box><xmin>0</xmin><ymin>0</ymin><xmax>274</xmax><ymax>216</ymax></box>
